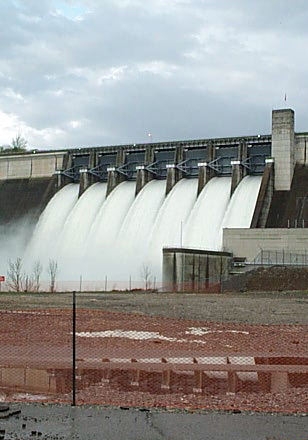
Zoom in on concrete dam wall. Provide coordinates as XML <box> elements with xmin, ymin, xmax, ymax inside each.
<box><xmin>1</xmin><ymin>108</ymin><xmax>307</xmax><ymax>287</ymax></box>
<box><xmin>0</xmin><ymin>151</ymin><xmax>66</xmax><ymax>226</ymax></box>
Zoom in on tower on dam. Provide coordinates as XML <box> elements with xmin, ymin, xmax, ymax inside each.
<box><xmin>0</xmin><ymin>108</ymin><xmax>307</xmax><ymax>290</ymax></box>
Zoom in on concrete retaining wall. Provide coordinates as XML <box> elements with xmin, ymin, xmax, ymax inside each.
<box><xmin>163</xmin><ymin>247</ymin><xmax>232</xmax><ymax>292</ymax></box>
<box><xmin>0</xmin><ymin>152</ymin><xmax>66</xmax><ymax>180</ymax></box>
<box><xmin>223</xmin><ymin>228</ymin><xmax>308</xmax><ymax>261</ymax></box>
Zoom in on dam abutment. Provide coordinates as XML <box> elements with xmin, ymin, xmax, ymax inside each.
<box><xmin>250</xmin><ymin>159</ymin><xmax>274</xmax><ymax>228</ymax></box>
<box><xmin>0</xmin><ymin>176</ymin><xmax>57</xmax><ymax>226</ymax></box>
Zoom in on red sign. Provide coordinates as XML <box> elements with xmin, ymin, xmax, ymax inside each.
<box><xmin>0</xmin><ymin>276</ymin><xmax>5</xmax><ymax>282</ymax></box>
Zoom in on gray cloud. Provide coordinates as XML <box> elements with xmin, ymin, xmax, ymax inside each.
<box><xmin>0</xmin><ymin>0</ymin><xmax>307</xmax><ymax>148</ymax></box>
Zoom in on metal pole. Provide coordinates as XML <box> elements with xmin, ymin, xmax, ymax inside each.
<box><xmin>72</xmin><ymin>291</ymin><xmax>76</xmax><ymax>406</ymax></box>
<box><xmin>180</xmin><ymin>221</ymin><xmax>183</xmax><ymax>248</ymax></box>
<box><xmin>182</xmin><ymin>254</ymin><xmax>185</xmax><ymax>292</ymax></box>
<box><xmin>219</xmin><ymin>256</ymin><xmax>223</xmax><ymax>293</ymax></box>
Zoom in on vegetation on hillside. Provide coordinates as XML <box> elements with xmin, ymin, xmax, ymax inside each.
<box><xmin>0</xmin><ymin>134</ymin><xmax>28</xmax><ymax>154</ymax></box>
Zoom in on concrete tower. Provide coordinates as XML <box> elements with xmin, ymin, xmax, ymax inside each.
<box><xmin>271</xmin><ymin>108</ymin><xmax>295</xmax><ymax>191</ymax></box>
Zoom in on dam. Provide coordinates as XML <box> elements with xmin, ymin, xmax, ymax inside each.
<box><xmin>0</xmin><ymin>108</ymin><xmax>307</xmax><ymax>289</ymax></box>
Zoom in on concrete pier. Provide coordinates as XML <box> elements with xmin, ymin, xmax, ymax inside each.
<box><xmin>230</xmin><ymin>141</ymin><xmax>248</xmax><ymax>196</ymax></box>
<box><xmin>197</xmin><ymin>142</ymin><xmax>215</xmax><ymax>196</ymax></box>
<box><xmin>197</xmin><ymin>163</ymin><xmax>213</xmax><ymax>196</ymax></box>
<box><xmin>106</xmin><ymin>150</ymin><xmax>126</xmax><ymax>197</ymax></box>
<box><xmin>271</xmin><ymin>109</ymin><xmax>295</xmax><ymax>191</ymax></box>
<box><xmin>55</xmin><ymin>170</ymin><xmax>71</xmax><ymax>191</ymax></box>
<box><xmin>135</xmin><ymin>146</ymin><xmax>155</xmax><ymax>196</ymax></box>
<box><xmin>166</xmin><ymin>145</ymin><xmax>184</xmax><ymax>196</ymax></box>
<box><xmin>78</xmin><ymin>168</ymin><xmax>90</xmax><ymax>197</ymax></box>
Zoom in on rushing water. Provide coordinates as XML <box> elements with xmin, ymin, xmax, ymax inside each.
<box><xmin>183</xmin><ymin>177</ymin><xmax>232</xmax><ymax>251</ymax></box>
<box><xmin>145</xmin><ymin>178</ymin><xmax>198</xmax><ymax>277</ymax></box>
<box><xmin>25</xmin><ymin>184</ymin><xmax>79</xmax><ymax>269</ymax></box>
<box><xmin>222</xmin><ymin>175</ymin><xmax>262</xmax><ymax>229</ymax></box>
<box><xmin>23</xmin><ymin>176</ymin><xmax>262</xmax><ymax>282</ymax></box>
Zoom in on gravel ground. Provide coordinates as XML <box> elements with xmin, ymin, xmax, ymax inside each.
<box><xmin>0</xmin><ymin>307</ymin><xmax>307</xmax><ymax>413</ymax></box>
<box><xmin>0</xmin><ymin>291</ymin><xmax>307</xmax><ymax>324</ymax></box>
<box><xmin>0</xmin><ymin>291</ymin><xmax>307</xmax><ymax>414</ymax></box>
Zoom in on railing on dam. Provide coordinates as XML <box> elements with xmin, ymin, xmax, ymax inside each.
<box><xmin>0</xmin><ymin>292</ymin><xmax>307</xmax><ymax>413</ymax></box>
<box><xmin>251</xmin><ymin>250</ymin><xmax>308</xmax><ymax>266</ymax></box>
<box><xmin>0</xmin><ymin>135</ymin><xmax>272</xmax><ymax>184</ymax></box>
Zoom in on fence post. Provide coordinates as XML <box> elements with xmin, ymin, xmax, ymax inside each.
<box><xmin>72</xmin><ymin>290</ymin><xmax>76</xmax><ymax>406</ymax></box>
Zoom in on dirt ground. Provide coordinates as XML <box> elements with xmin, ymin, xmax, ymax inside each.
<box><xmin>0</xmin><ymin>290</ymin><xmax>307</xmax><ymax>324</ymax></box>
<box><xmin>0</xmin><ymin>292</ymin><xmax>307</xmax><ymax>413</ymax></box>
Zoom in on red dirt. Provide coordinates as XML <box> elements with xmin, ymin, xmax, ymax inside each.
<box><xmin>0</xmin><ymin>309</ymin><xmax>307</xmax><ymax>413</ymax></box>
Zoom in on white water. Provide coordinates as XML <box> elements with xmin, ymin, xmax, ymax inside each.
<box><xmin>145</xmin><ymin>178</ymin><xmax>198</xmax><ymax>276</ymax></box>
<box><xmin>221</xmin><ymin>175</ymin><xmax>262</xmax><ymax>229</ymax></box>
<box><xmin>183</xmin><ymin>177</ymin><xmax>231</xmax><ymax>250</ymax></box>
<box><xmin>114</xmin><ymin>180</ymin><xmax>166</xmax><ymax>279</ymax></box>
<box><xmin>82</xmin><ymin>181</ymin><xmax>137</xmax><ymax>279</ymax></box>
<box><xmin>21</xmin><ymin>175</ymin><xmax>262</xmax><ymax>283</ymax></box>
<box><xmin>52</xmin><ymin>182</ymin><xmax>107</xmax><ymax>278</ymax></box>
<box><xmin>25</xmin><ymin>184</ymin><xmax>79</xmax><ymax>269</ymax></box>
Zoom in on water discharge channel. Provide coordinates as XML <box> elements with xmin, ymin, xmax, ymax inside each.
<box><xmin>24</xmin><ymin>176</ymin><xmax>262</xmax><ymax>282</ymax></box>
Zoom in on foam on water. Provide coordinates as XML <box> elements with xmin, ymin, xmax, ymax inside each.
<box><xmin>83</xmin><ymin>181</ymin><xmax>136</xmax><ymax>279</ymax></box>
<box><xmin>22</xmin><ymin>175</ymin><xmax>262</xmax><ymax>282</ymax></box>
<box><xmin>25</xmin><ymin>184</ymin><xmax>79</xmax><ymax>268</ymax></box>
<box><xmin>146</xmin><ymin>178</ymin><xmax>198</xmax><ymax>277</ymax></box>
<box><xmin>54</xmin><ymin>182</ymin><xmax>107</xmax><ymax>277</ymax></box>
<box><xmin>183</xmin><ymin>177</ymin><xmax>232</xmax><ymax>250</ymax></box>
<box><xmin>222</xmin><ymin>175</ymin><xmax>262</xmax><ymax>229</ymax></box>
<box><xmin>114</xmin><ymin>179</ymin><xmax>166</xmax><ymax>279</ymax></box>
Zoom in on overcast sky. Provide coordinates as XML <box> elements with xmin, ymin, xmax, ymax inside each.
<box><xmin>0</xmin><ymin>0</ymin><xmax>308</xmax><ymax>149</ymax></box>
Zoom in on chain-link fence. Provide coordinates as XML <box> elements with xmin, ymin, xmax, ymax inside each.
<box><xmin>0</xmin><ymin>279</ymin><xmax>223</xmax><ymax>294</ymax></box>
<box><xmin>251</xmin><ymin>250</ymin><xmax>308</xmax><ymax>266</ymax></box>
<box><xmin>0</xmin><ymin>292</ymin><xmax>307</xmax><ymax>413</ymax></box>
<box><xmin>0</xmin><ymin>279</ymin><xmax>163</xmax><ymax>293</ymax></box>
